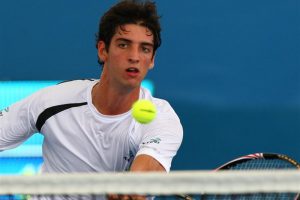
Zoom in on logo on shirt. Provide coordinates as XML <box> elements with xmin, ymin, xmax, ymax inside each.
<box><xmin>124</xmin><ymin>150</ymin><xmax>135</xmax><ymax>162</ymax></box>
<box><xmin>0</xmin><ymin>107</ymin><xmax>9</xmax><ymax>117</ymax></box>
<box><xmin>142</xmin><ymin>137</ymin><xmax>161</xmax><ymax>145</ymax></box>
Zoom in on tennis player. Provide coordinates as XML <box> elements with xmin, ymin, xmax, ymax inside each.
<box><xmin>0</xmin><ymin>0</ymin><xmax>183</xmax><ymax>199</ymax></box>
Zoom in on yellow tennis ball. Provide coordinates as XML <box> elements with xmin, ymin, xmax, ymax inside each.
<box><xmin>132</xmin><ymin>100</ymin><xmax>157</xmax><ymax>124</ymax></box>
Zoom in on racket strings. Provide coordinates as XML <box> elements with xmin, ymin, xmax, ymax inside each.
<box><xmin>230</xmin><ymin>159</ymin><xmax>296</xmax><ymax>170</ymax></box>
<box><xmin>202</xmin><ymin>158</ymin><xmax>300</xmax><ymax>199</ymax></box>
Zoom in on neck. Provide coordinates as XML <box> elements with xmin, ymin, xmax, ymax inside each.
<box><xmin>92</xmin><ymin>81</ymin><xmax>140</xmax><ymax>115</ymax></box>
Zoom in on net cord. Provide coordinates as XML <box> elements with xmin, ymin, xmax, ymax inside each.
<box><xmin>1</xmin><ymin>170</ymin><xmax>300</xmax><ymax>195</ymax></box>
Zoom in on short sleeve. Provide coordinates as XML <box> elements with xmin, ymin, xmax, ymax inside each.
<box><xmin>135</xmin><ymin>102</ymin><xmax>183</xmax><ymax>172</ymax></box>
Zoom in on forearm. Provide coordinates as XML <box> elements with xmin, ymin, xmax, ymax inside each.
<box><xmin>107</xmin><ymin>155</ymin><xmax>165</xmax><ymax>200</ymax></box>
<box><xmin>130</xmin><ymin>154</ymin><xmax>166</xmax><ymax>172</ymax></box>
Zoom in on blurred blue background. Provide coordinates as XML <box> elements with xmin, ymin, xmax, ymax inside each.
<box><xmin>0</xmin><ymin>0</ymin><xmax>299</xmax><ymax>173</ymax></box>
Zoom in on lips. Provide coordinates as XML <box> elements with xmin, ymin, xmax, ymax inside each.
<box><xmin>125</xmin><ymin>67</ymin><xmax>140</xmax><ymax>77</ymax></box>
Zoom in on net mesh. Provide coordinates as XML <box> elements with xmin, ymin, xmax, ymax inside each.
<box><xmin>0</xmin><ymin>170</ymin><xmax>300</xmax><ymax>200</ymax></box>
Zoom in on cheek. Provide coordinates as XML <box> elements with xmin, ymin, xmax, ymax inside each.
<box><xmin>107</xmin><ymin>51</ymin><xmax>123</xmax><ymax>65</ymax></box>
<box><xmin>111</xmin><ymin>50</ymin><xmax>127</xmax><ymax>60</ymax></box>
<box><xmin>142</xmin><ymin>55</ymin><xmax>153</xmax><ymax>64</ymax></box>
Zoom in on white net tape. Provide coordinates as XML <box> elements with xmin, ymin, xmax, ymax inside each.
<box><xmin>1</xmin><ymin>170</ymin><xmax>300</xmax><ymax>195</ymax></box>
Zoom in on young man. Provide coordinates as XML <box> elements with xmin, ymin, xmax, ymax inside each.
<box><xmin>0</xmin><ymin>0</ymin><xmax>182</xmax><ymax>176</ymax></box>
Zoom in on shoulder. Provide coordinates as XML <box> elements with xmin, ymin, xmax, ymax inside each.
<box><xmin>141</xmin><ymin>87</ymin><xmax>181</xmax><ymax>123</ymax></box>
<box><xmin>51</xmin><ymin>79</ymin><xmax>96</xmax><ymax>94</ymax></box>
<box><xmin>27</xmin><ymin>79</ymin><xmax>97</xmax><ymax>113</ymax></box>
<box><xmin>153</xmin><ymin>98</ymin><xmax>177</xmax><ymax>116</ymax></box>
<box><xmin>139</xmin><ymin>88</ymin><xmax>183</xmax><ymax>140</ymax></box>
<box><xmin>36</xmin><ymin>79</ymin><xmax>96</xmax><ymax>101</ymax></box>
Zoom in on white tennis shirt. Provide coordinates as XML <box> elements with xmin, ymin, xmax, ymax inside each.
<box><xmin>0</xmin><ymin>79</ymin><xmax>183</xmax><ymax>172</ymax></box>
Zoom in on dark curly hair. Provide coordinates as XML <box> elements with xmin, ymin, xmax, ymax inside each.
<box><xmin>96</xmin><ymin>0</ymin><xmax>161</xmax><ymax>65</ymax></box>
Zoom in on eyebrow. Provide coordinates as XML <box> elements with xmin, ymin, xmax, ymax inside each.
<box><xmin>116</xmin><ymin>38</ymin><xmax>154</xmax><ymax>47</ymax></box>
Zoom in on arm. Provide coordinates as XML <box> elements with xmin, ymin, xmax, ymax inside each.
<box><xmin>108</xmin><ymin>140</ymin><xmax>181</xmax><ymax>200</ymax></box>
<box><xmin>108</xmin><ymin>155</ymin><xmax>165</xmax><ymax>200</ymax></box>
<box><xmin>130</xmin><ymin>154</ymin><xmax>166</xmax><ymax>172</ymax></box>
<box><xmin>0</xmin><ymin>95</ymin><xmax>38</xmax><ymax>151</ymax></box>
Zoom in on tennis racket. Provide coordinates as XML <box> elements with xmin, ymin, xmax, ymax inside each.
<box><xmin>216</xmin><ymin>152</ymin><xmax>300</xmax><ymax>171</ymax></box>
<box><xmin>177</xmin><ymin>153</ymin><xmax>300</xmax><ymax>200</ymax></box>
<box><xmin>205</xmin><ymin>152</ymin><xmax>300</xmax><ymax>200</ymax></box>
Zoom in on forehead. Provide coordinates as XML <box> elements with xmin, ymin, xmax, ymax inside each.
<box><xmin>112</xmin><ymin>24</ymin><xmax>154</xmax><ymax>44</ymax></box>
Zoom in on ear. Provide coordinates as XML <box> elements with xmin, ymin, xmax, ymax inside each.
<box><xmin>97</xmin><ymin>41</ymin><xmax>108</xmax><ymax>63</ymax></box>
<box><xmin>149</xmin><ymin>53</ymin><xmax>156</xmax><ymax>69</ymax></box>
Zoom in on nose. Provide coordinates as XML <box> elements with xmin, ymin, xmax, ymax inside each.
<box><xmin>128</xmin><ymin>46</ymin><xmax>140</xmax><ymax>64</ymax></box>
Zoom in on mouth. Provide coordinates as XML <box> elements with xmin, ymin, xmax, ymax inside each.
<box><xmin>126</xmin><ymin>67</ymin><xmax>139</xmax><ymax>73</ymax></box>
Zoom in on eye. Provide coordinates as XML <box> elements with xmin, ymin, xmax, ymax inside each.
<box><xmin>118</xmin><ymin>43</ymin><xmax>128</xmax><ymax>48</ymax></box>
<box><xmin>142</xmin><ymin>46</ymin><xmax>152</xmax><ymax>53</ymax></box>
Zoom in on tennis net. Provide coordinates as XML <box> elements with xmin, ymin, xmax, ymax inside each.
<box><xmin>1</xmin><ymin>170</ymin><xmax>300</xmax><ymax>199</ymax></box>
